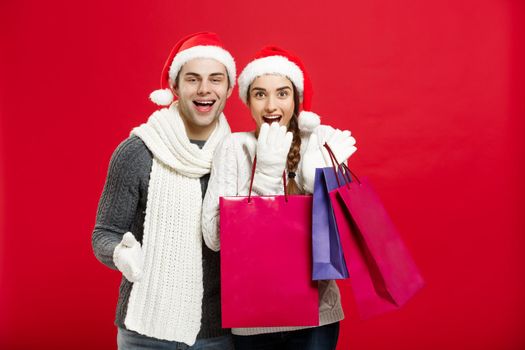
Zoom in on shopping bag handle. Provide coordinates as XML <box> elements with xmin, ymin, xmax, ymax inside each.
<box><xmin>323</xmin><ymin>143</ymin><xmax>348</xmax><ymax>187</ymax></box>
<box><xmin>248</xmin><ymin>156</ymin><xmax>288</xmax><ymax>203</ymax></box>
<box><xmin>323</xmin><ymin>143</ymin><xmax>361</xmax><ymax>186</ymax></box>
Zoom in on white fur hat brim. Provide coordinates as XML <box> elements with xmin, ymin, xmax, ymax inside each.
<box><xmin>168</xmin><ymin>45</ymin><xmax>236</xmax><ymax>87</ymax></box>
<box><xmin>237</xmin><ymin>56</ymin><xmax>304</xmax><ymax>103</ymax></box>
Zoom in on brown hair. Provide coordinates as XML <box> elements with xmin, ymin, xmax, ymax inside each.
<box><xmin>285</xmin><ymin>84</ymin><xmax>303</xmax><ymax>195</ymax></box>
<box><xmin>247</xmin><ymin>82</ymin><xmax>303</xmax><ymax>195</ymax></box>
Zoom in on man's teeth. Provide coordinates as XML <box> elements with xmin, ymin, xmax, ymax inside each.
<box><xmin>194</xmin><ymin>101</ymin><xmax>215</xmax><ymax>106</ymax></box>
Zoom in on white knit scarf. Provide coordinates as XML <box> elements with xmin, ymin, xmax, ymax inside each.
<box><xmin>124</xmin><ymin>103</ymin><xmax>231</xmax><ymax>344</ymax></box>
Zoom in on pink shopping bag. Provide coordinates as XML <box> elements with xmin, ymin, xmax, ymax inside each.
<box><xmin>219</xmin><ymin>157</ymin><xmax>319</xmax><ymax>328</ymax></box>
<box><xmin>325</xmin><ymin>145</ymin><xmax>424</xmax><ymax>319</ymax></box>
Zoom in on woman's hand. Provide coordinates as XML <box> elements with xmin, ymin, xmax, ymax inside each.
<box><xmin>250</xmin><ymin>122</ymin><xmax>293</xmax><ymax>195</ymax></box>
<box><xmin>255</xmin><ymin>122</ymin><xmax>293</xmax><ymax>178</ymax></box>
<box><xmin>301</xmin><ymin>129</ymin><xmax>357</xmax><ymax>193</ymax></box>
<box><xmin>323</xmin><ymin>129</ymin><xmax>357</xmax><ymax>165</ymax></box>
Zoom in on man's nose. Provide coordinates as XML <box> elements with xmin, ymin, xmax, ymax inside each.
<box><xmin>197</xmin><ymin>80</ymin><xmax>211</xmax><ymax>95</ymax></box>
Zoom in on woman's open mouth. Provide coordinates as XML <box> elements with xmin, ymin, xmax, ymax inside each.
<box><xmin>262</xmin><ymin>115</ymin><xmax>282</xmax><ymax>124</ymax></box>
<box><xmin>193</xmin><ymin>100</ymin><xmax>216</xmax><ymax>113</ymax></box>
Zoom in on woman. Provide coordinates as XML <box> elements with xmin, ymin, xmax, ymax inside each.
<box><xmin>202</xmin><ymin>46</ymin><xmax>357</xmax><ymax>350</ymax></box>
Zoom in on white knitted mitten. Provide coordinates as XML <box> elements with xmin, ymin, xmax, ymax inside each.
<box><xmin>253</xmin><ymin>122</ymin><xmax>293</xmax><ymax>194</ymax></box>
<box><xmin>322</xmin><ymin>129</ymin><xmax>357</xmax><ymax>166</ymax></box>
<box><xmin>301</xmin><ymin>130</ymin><xmax>357</xmax><ymax>194</ymax></box>
<box><xmin>113</xmin><ymin>232</ymin><xmax>144</xmax><ymax>283</ymax></box>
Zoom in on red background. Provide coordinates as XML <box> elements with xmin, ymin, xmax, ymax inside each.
<box><xmin>1</xmin><ymin>1</ymin><xmax>524</xmax><ymax>349</ymax></box>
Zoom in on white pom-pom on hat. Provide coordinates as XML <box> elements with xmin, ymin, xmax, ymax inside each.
<box><xmin>149</xmin><ymin>89</ymin><xmax>174</xmax><ymax>106</ymax></box>
<box><xmin>298</xmin><ymin>111</ymin><xmax>321</xmax><ymax>133</ymax></box>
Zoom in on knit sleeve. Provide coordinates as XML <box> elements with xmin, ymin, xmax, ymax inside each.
<box><xmin>202</xmin><ymin>135</ymin><xmax>238</xmax><ymax>252</ymax></box>
<box><xmin>251</xmin><ymin>172</ymin><xmax>285</xmax><ymax>195</ymax></box>
<box><xmin>92</xmin><ymin>136</ymin><xmax>152</xmax><ymax>270</ymax></box>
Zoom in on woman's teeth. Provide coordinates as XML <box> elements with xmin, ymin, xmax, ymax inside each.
<box><xmin>262</xmin><ymin>115</ymin><xmax>282</xmax><ymax>124</ymax></box>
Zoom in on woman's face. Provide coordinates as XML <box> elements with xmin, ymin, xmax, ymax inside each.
<box><xmin>248</xmin><ymin>74</ymin><xmax>295</xmax><ymax>132</ymax></box>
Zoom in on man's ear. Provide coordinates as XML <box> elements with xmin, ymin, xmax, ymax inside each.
<box><xmin>170</xmin><ymin>78</ymin><xmax>179</xmax><ymax>98</ymax></box>
<box><xmin>226</xmin><ymin>86</ymin><xmax>233</xmax><ymax>99</ymax></box>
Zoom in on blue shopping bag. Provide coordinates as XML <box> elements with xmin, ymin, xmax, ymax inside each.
<box><xmin>312</xmin><ymin>166</ymin><xmax>351</xmax><ymax>280</ymax></box>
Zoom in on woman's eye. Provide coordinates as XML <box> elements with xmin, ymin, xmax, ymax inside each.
<box><xmin>278</xmin><ymin>91</ymin><xmax>289</xmax><ymax>98</ymax></box>
<box><xmin>254</xmin><ymin>92</ymin><xmax>265</xmax><ymax>98</ymax></box>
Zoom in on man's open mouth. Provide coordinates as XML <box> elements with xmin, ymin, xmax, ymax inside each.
<box><xmin>262</xmin><ymin>115</ymin><xmax>282</xmax><ymax>124</ymax></box>
<box><xmin>193</xmin><ymin>100</ymin><xmax>216</xmax><ymax>112</ymax></box>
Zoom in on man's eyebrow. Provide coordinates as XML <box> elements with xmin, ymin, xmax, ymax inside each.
<box><xmin>184</xmin><ymin>72</ymin><xmax>201</xmax><ymax>77</ymax></box>
<box><xmin>184</xmin><ymin>72</ymin><xmax>226</xmax><ymax>78</ymax></box>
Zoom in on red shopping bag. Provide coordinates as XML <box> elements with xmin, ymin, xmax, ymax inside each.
<box><xmin>325</xmin><ymin>145</ymin><xmax>424</xmax><ymax>319</ymax></box>
<box><xmin>220</xmin><ymin>158</ymin><xmax>319</xmax><ymax>328</ymax></box>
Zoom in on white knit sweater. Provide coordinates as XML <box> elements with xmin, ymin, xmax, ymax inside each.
<box><xmin>202</xmin><ymin>125</ymin><xmax>345</xmax><ymax>336</ymax></box>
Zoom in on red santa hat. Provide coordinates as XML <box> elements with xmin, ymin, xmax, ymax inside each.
<box><xmin>149</xmin><ymin>31</ymin><xmax>236</xmax><ymax>106</ymax></box>
<box><xmin>237</xmin><ymin>46</ymin><xmax>320</xmax><ymax>132</ymax></box>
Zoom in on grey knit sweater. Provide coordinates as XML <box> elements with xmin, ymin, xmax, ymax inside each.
<box><xmin>92</xmin><ymin>135</ymin><xmax>229</xmax><ymax>340</ymax></box>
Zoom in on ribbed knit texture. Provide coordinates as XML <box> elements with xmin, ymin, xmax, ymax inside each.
<box><xmin>121</xmin><ymin>103</ymin><xmax>230</xmax><ymax>345</ymax></box>
<box><xmin>132</xmin><ymin>103</ymin><xmax>229</xmax><ymax>178</ymax></box>
<box><xmin>93</xmin><ymin>137</ymin><xmax>151</xmax><ymax>270</ymax></box>
<box><xmin>202</xmin><ymin>126</ymin><xmax>345</xmax><ymax>336</ymax></box>
<box><xmin>92</xmin><ymin>136</ymin><xmax>230</xmax><ymax>341</ymax></box>
<box><xmin>124</xmin><ymin>158</ymin><xmax>204</xmax><ymax>344</ymax></box>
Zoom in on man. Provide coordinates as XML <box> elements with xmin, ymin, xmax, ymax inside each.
<box><xmin>92</xmin><ymin>32</ymin><xmax>236</xmax><ymax>349</ymax></box>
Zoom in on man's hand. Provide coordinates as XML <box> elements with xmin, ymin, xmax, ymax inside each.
<box><xmin>113</xmin><ymin>232</ymin><xmax>144</xmax><ymax>283</ymax></box>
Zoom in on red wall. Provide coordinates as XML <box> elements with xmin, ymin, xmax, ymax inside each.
<box><xmin>1</xmin><ymin>1</ymin><xmax>524</xmax><ymax>349</ymax></box>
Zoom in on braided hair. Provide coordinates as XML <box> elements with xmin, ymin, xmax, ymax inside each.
<box><xmin>285</xmin><ymin>84</ymin><xmax>303</xmax><ymax>195</ymax></box>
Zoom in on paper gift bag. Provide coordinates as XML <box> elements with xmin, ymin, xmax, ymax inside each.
<box><xmin>312</xmin><ymin>167</ymin><xmax>350</xmax><ymax>280</ymax></box>
<box><xmin>220</xmin><ymin>157</ymin><xmax>319</xmax><ymax>327</ymax></box>
<box><xmin>325</xmin><ymin>145</ymin><xmax>424</xmax><ymax>318</ymax></box>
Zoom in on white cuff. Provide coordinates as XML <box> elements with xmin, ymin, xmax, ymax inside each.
<box><xmin>252</xmin><ymin>171</ymin><xmax>284</xmax><ymax>195</ymax></box>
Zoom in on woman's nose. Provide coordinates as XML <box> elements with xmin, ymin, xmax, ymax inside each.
<box><xmin>265</xmin><ymin>96</ymin><xmax>277</xmax><ymax>112</ymax></box>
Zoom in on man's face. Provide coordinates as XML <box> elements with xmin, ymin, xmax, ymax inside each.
<box><xmin>173</xmin><ymin>58</ymin><xmax>232</xmax><ymax>139</ymax></box>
